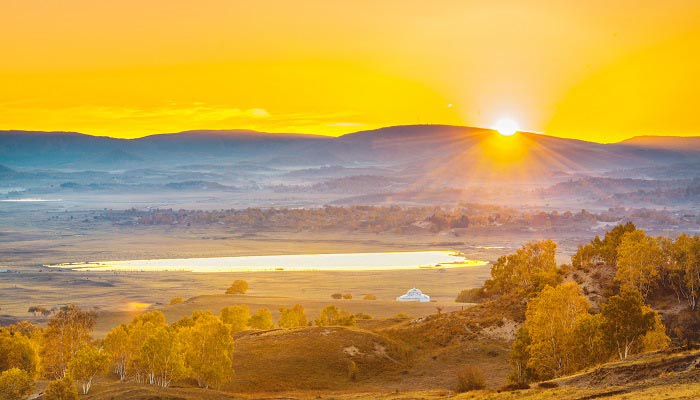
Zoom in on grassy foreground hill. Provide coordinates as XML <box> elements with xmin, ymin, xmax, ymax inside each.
<box><xmin>74</xmin><ymin>348</ymin><xmax>700</xmax><ymax>400</ymax></box>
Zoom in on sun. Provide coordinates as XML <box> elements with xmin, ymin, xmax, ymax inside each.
<box><xmin>492</xmin><ymin>118</ymin><xmax>519</xmax><ymax>136</ymax></box>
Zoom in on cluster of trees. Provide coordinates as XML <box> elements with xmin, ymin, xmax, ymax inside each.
<box><xmin>110</xmin><ymin>204</ymin><xmax>629</xmax><ymax>234</ymax></box>
<box><xmin>573</xmin><ymin>222</ymin><xmax>700</xmax><ymax>309</ymax></box>
<box><xmin>473</xmin><ymin>224</ymin><xmax>683</xmax><ymax>385</ymax></box>
<box><xmin>0</xmin><ymin>304</ymin><xmax>264</xmax><ymax>398</ymax></box>
<box><xmin>0</xmin><ymin>305</ymin><xmax>99</xmax><ymax>400</ymax></box>
<box><xmin>510</xmin><ymin>284</ymin><xmax>667</xmax><ymax>383</ymax></box>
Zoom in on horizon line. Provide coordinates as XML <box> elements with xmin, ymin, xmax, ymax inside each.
<box><xmin>0</xmin><ymin>124</ymin><xmax>695</xmax><ymax>144</ymax></box>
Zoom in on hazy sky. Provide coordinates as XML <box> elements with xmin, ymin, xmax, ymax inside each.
<box><xmin>2</xmin><ymin>0</ymin><xmax>700</xmax><ymax>142</ymax></box>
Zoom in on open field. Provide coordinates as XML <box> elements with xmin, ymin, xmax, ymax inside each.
<box><xmin>1</xmin><ymin>264</ymin><xmax>491</xmax><ymax>336</ymax></box>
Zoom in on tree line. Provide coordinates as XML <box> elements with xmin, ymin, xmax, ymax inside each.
<box><xmin>0</xmin><ymin>300</ymin><xmax>359</xmax><ymax>399</ymax></box>
<box><xmin>472</xmin><ymin>222</ymin><xmax>700</xmax><ymax>385</ymax></box>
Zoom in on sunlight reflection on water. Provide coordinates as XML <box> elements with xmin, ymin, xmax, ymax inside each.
<box><xmin>45</xmin><ymin>251</ymin><xmax>489</xmax><ymax>272</ymax></box>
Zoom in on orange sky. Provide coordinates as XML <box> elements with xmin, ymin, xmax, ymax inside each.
<box><xmin>2</xmin><ymin>0</ymin><xmax>700</xmax><ymax>142</ymax></box>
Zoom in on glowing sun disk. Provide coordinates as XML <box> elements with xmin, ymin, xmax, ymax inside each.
<box><xmin>493</xmin><ymin>118</ymin><xmax>519</xmax><ymax>136</ymax></box>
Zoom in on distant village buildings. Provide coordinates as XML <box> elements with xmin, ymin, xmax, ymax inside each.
<box><xmin>396</xmin><ymin>288</ymin><xmax>430</xmax><ymax>302</ymax></box>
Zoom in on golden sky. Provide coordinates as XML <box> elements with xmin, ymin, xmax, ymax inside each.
<box><xmin>2</xmin><ymin>0</ymin><xmax>700</xmax><ymax>142</ymax></box>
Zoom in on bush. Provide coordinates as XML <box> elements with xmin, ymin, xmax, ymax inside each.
<box><xmin>169</xmin><ymin>297</ymin><xmax>184</xmax><ymax>305</ymax></box>
<box><xmin>362</xmin><ymin>294</ymin><xmax>377</xmax><ymax>300</ymax></box>
<box><xmin>315</xmin><ymin>305</ymin><xmax>356</xmax><ymax>327</ymax></box>
<box><xmin>455</xmin><ymin>287</ymin><xmax>486</xmax><ymax>303</ymax></box>
<box><xmin>538</xmin><ymin>381</ymin><xmax>559</xmax><ymax>388</ymax></box>
<box><xmin>354</xmin><ymin>312</ymin><xmax>373</xmax><ymax>320</ymax></box>
<box><xmin>331</xmin><ymin>293</ymin><xmax>343</xmax><ymax>299</ymax></box>
<box><xmin>0</xmin><ymin>368</ymin><xmax>33</xmax><ymax>400</ymax></box>
<box><xmin>44</xmin><ymin>378</ymin><xmax>78</xmax><ymax>400</ymax></box>
<box><xmin>456</xmin><ymin>367</ymin><xmax>486</xmax><ymax>392</ymax></box>
<box><xmin>226</xmin><ymin>280</ymin><xmax>249</xmax><ymax>294</ymax></box>
<box><xmin>342</xmin><ymin>293</ymin><xmax>353</xmax><ymax>300</ymax></box>
<box><xmin>394</xmin><ymin>313</ymin><xmax>411</xmax><ymax>319</ymax></box>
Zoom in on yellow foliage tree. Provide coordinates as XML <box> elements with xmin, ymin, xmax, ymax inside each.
<box><xmin>127</xmin><ymin>311</ymin><xmax>168</xmax><ymax>383</ymax></box>
<box><xmin>103</xmin><ymin>324</ymin><xmax>130</xmax><ymax>381</ymax></box>
<box><xmin>248</xmin><ymin>308</ymin><xmax>275</xmax><ymax>330</ymax></box>
<box><xmin>220</xmin><ymin>305</ymin><xmax>250</xmax><ymax>333</ymax></box>
<box><xmin>524</xmin><ymin>282</ymin><xmax>590</xmax><ymax>379</ymax></box>
<box><xmin>179</xmin><ymin>312</ymin><xmax>235</xmax><ymax>389</ymax></box>
<box><xmin>278</xmin><ymin>304</ymin><xmax>308</xmax><ymax>328</ymax></box>
<box><xmin>138</xmin><ymin>326</ymin><xmax>185</xmax><ymax>388</ymax></box>
<box><xmin>486</xmin><ymin>240</ymin><xmax>560</xmax><ymax>296</ymax></box>
<box><xmin>0</xmin><ymin>329</ymin><xmax>39</xmax><ymax>375</ymax></box>
<box><xmin>68</xmin><ymin>345</ymin><xmax>108</xmax><ymax>395</ymax></box>
<box><xmin>315</xmin><ymin>305</ymin><xmax>356</xmax><ymax>327</ymax></box>
<box><xmin>0</xmin><ymin>368</ymin><xmax>33</xmax><ymax>400</ymax></box>
<box><xmin>40</xmin><ymin>305</ymin><xmax>96</xmax><ymax>379</ymax></box>
<box><xmin>44</xmin><ymin>378</ymin><xmax>78</xmax><ymax>400</ymax></box>
<box><xmin>615</xmin><ymin>230</ymin><xmax>663</xmax><ymax>300</ymax></box>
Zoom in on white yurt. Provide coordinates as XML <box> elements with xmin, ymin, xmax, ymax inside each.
<box><xmin>396</xmin><ymin>288</ymin><xmax>430</xmax><ymax>302</ymax></box>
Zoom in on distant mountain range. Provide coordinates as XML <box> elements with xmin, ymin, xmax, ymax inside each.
<box><xmin>2</xmin><ymin>126</ymin><xmax>700</xmax><ymax>180</ymax></box>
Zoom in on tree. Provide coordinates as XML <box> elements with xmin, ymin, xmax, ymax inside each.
<box><xmin>123</xmin><ymin>311</ymin><xmax>167</xmax><ymax>383</ymax></box>
<box><xmin>103</xmin><ymin>324</ymin><xmax>130</xmax><ymax>380</ymax></box>
<box><xmin>315</xmin><ymin>305</ymin><xmax>356</xmax><ymax>327</ymax></box>
<box><xmin>248</xmin><ymin>308</ymin><xmax>275</xmax><ymax>330</ymax></box>
<box><xmin>278</xmin><ymin>305</ymin><xmax>308</xmax><ymax>328</ymax></box>
<box><xmin>68</xmin><ymin>345</ymin><xmax>108</xmax><ymax>395</ymax></box>
<box><xmin>220</xmin><ymin>305</ymin><xmax>250</xmax><ymax>333</ymax></box>
<box><xmin>509</xmin><ymin>326</ymin><xmax>534</xmax><ymax>384</ymax></box>
<box><xmin>572</xmin><ymin>222</ymin><xmax>637</xmax><ymax>270</ymax></box>
<box><xmin>179</xmin><ymin>312</ymin><xmax>235</xmax><ymax>389</ymax></box>
<box><xmin>601</xmin><ymin>290</ymin><xmax>657</xmax><ymax>359</ymax></box>
<box><xmin>40</xmin><ymin>305</ymin><xmax>96</xmax><ymax>379</ymax></box>
<box><xmin>664</xmin><ymin>234</ymin><xmax>700</xmax><ymax>310</ymax></box>
<box><xmin>44</xmin><ymin>378</ymin><xmax>78</xmax><ymax>400</ymax></box>
<box><xmin>485</xmin><ymin>240</ymin><xmax>560</xmax><ymax>296</ymax></box>
<box><xmin>225</xmin><ymin>280</ymin><xmax>249</xmax><ymax>294</ymax></box>
<box><xmin>571</xmin><ymin>313</ymin><xmax>608</xmax><ymax>369</ymax></box>
<box><xmin>0</xmin><ymin>329</ymin><xmax>39</xmax><ymax>375</ymax></box>
<box><xmin>524</xmin><ymin>283</ymin><xmax>590</xmax><ymax>379</ymax></box>
<box><xmin>637</xmin><ymin>309</ymin><xmax>670</xmax><ymax>354</ymax></box>
<box><xmin>615</xmin><ymin>230</ymin><xmax>663</xmax><ymax>299</ymax></box>
<box><xmin>138</xmin><ymin>326</ymin><xmax>185</xmax><ymax>387</ymax></box>
<box><xmin>0</xmin><ymin>368</ymin><xmax>33</xmax><ymax>400</ymax></box>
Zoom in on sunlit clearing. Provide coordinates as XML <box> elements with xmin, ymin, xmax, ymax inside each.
<box><xmin>127</xmin><ymin>302</ymin><xmax>151</xmax><ymax>312</ymax></box>
<box><xmin>493</xmin><ymin>118</ymin><xmax>519</xmax><ymax>136</ymax></box>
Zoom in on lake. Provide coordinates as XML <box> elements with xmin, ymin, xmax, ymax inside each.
<box><xmin>45</xmin><ymin>250</ymin><xmax>488</xmax><ymax>272</ymax></box>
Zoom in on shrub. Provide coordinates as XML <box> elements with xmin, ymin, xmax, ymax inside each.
<box><xmin>456</xmin><ymin>367</ymin><xmax>486</xmax><ymax>392</ymax></box>
<box><xmin>331</xmin><ymin>293</ymin><xmax>343</xmax><ymax>299</ymax></box>
<box><xmin>315</xmin><ymin>305</ymin><xmax>356</xmax><ymax>327</ymax></box>
<box><xmin>394</xmin><ymin>313</ymin><xmax>410</xmax><ymax>319</ymax></box>
<box><xmin>44</xmin><ymin>378</ymin><xmax>78</xmax><ymax>400</ymax></box>
<box><xmin>455</xmin><ymin>287</ymin><xmax>486</xmax><ymax>303</ymax></box>
<box><xmin>0</xmin><ymin>368</ymin><xmax>33</xmax><ymax>400</ymax></box>
<box><xmin>226</xmin><ymin>280</ymin><xmax>249</xmax><ymax>294</ymax></box>
<box><xmin>362</xmin><ymin>294</ymin><xmax>377</xmax><ymax>300</ymax></box>
<box><xmin>538</xmin><ymin>381</ymin><xmax>559</xmax><ymax>388</ymax></box>
<box><xmin>354</xmin><ymin>312</ymin><xmax>373</xmax><ymax>320</ymax></box>
<box><xmin>169</xmin><ymin>297</ymin><xmax>184</xmax><ymax>305</ymax></box>
<box><xmin>342</xmin><ymin>293</ymin><xmax>353</xmax><ymax>300</ymax></box>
